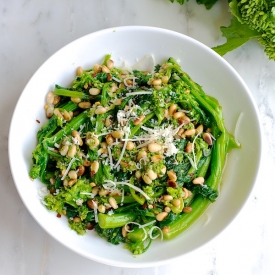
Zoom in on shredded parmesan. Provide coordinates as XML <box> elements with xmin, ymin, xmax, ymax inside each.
<box><xmin>148</xmin><ymin>226</ymin><xmax>163</xmax><ymax>241</ymax></box>
<box><xmin>125</xmin><ymin>220</ymin><xmax>157</xmax><ymax>241</ymax></box>
<box><xmin>92</xmin><ymin>200</ymin><xmax>98</xmax><ymax>223</ymax></box>
<box><xmin>103</xmin><ymin>180</ymin><xmax>151</xmax><ymax>200</ymax></box>
<box><xmin>61</xmin><ymin>157</ymin><xmax>76</xmax><ymax>180</ymax></box>
<box><xmin>125</xmin><ymin>91</ymin><xmax>153</xmax><ymax>97</ymax></box>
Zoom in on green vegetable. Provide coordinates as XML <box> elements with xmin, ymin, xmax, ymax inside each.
<box><xmin>168</xmin><ymin>0</ymin><xmax>275</xmax><ymax>61</ymax></box>
<box><xmin>30</xmin><ymin>55</ymin><xmax>240</xmax><ymax>255</ymax></box>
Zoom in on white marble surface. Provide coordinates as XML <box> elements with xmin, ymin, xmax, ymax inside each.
<box><xmin>1</xmin><ymin>0</ymin><xmax>275</xmax><ymax>274</ymax></box>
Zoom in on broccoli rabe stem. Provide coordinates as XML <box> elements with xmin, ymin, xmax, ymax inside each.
<box><xmin>163</xmin><ymin>131</ymin><xmax>230</xmax><ymax>240</ymax></box>
<box><xmin>98</xmin><ymin>212</ymin><xmax>136</xmax><ymax>229</ymax></box>
<box><xmin>54</xmin><ymin>86</ymin><xmax>90</xmax><ymax>100</ymax></box>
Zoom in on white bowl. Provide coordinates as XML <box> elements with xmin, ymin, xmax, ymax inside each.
<box><xmin>9</xmin><ymin>26</ymin><xmax>262</xmax><ymax>267</ymax></box>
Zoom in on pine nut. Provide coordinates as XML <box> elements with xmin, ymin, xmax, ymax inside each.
<box><xmin>168</xmin><ymin>103</ymin><xmax>177</xmax><ymax>117</ymax></box>
<box><xmin>122</xmin><ymin>225</ymin><xmax>129</xmax><ymax>238</ymax></box>
<box><xmin>162</xmin><ymin>226</ymin><xmax>170</xmax><ymax>233</ymax></box>
<box><xmin>98</xmin><ymin>204</ymin><xmax>106</xmax><ymax>213</ymax></box>
<box><xmin>68</xmin><ymin>170</ymin><xmax>77</xmax><ymax>180</ymax></box>
<box><xmin>67</xmin><ymin>144</ymin><xmax>77</xmax><ymax>158</ymax></box>
<box><xmin>133</xmin><ymin>115</ymin><xmax>145</xmax><ymax>125</ymax></box>
<box><xmin>73</xmin><ymin>217</ymin><xmax>81</xmax><ymax>223</ymax></box>
<box><xmin>68</xmin><ymin>179</ymin><xmax>77</xmax><ymax>187</ymax></box>
<box><xmin>137</xmin><ymin>150</ymin><xmax>147</xmax><ymax>161</ymax></box>
<box><xmin>196</xmin><ymin>124</ymin><xmax>204</xmax><ymax>134</ymax></box>
<box><xmin>71</xmin><ymin>97</ymin><xmax>81</xmax><ymax>103</ymax></box>
<box><xmin>53</xmin><ymin>96</ymin><xmax>61</xmax><ymax>105</ymax></box>
<box><xmin>135</xmin><ymin>170</ymin><xmax>142</xmax><ymax>179</ymax></box>
<box><xmin>167</xmin><ymin>180</ymin><xmax>178</xmax><ymax>188</ymax></box>
<box><xmin>162</xmin><ymin>76</ymin><xmax>169</xmax><ymax>84</ymax></box>
<box><xmin>78</xmin><ymin>102</ymin><xmax>91</xmax><ymax>109</ymax></box>
<box><xmin>184</xmin><ymin>128</ymin><xmax>196</xmax><ymax>137</ymax></box>
<box><xmin>163</xmin><ymin>195</ymin><xmax>173</xmax><ymax>201</ymax></box>
<box><xmin>86</xmin><ymin>136</ymin><xmax>100</xmax><ymax>149</ymax></box>
<box><xmin>93</xmin><ymin>64</ymin><xmax>102</xmax><ymax>73</ymax></box>
<box><xmin>152</xmin><ymin>79</ymin><xmax>162</xmax><ymax>86</ymax></box>
<box><xmin>147</xmin><ymin>169</ymin><xmax>158</xmax><ymax>180</ymax></box>
<box><xmin>173</xmin><ymin>111</ymin><xmax>185</xmax><ymax>120</ymax></box>
<box><xmin>100</xmin><ymin>142</ymin><xmax>107</xmax><ymax>149</ymax></box>
<box><xmin>46</xmin><ymin>105</ymin><xmax>54</xmax><ymax>118</ymax></box>
<box><xmin>158</xmin><ymin>166</ymin><xmax>167</xmax><ymax>177</ymax></box>
<box><xmin>99</xmin><ymin>188</ymin><xmax>109</xmax><ymax>197</ymax></box>
<box><xmin>72</xmin><ymin>130</ymin><xmax>83</xmax><ymax>146</ymax></box>
<box><xmin>151</xmin><ymin>155</ymin><xmax>163</xmax><ymax>163</ymax></box>
<box><xmin>95</xmin><ymin>106</ymin><xmax>107</xmax><ymax>114</ymax></box>
<box><xmin>46</xmin><ymin>91</ymin><xmax>55</xmax><ymax>105</ymax></box>
<box><xmin>92</xmin><ymin>186</ymin><xmax>99</xmax><ymax>195</ymax></box>
<box><xmin>193</xmin><ymin>176</ymin><xmax>205</xmax><ymax>185</ymax></box>
<box><xmin>183</xmin><ymin>206</ymin><xmax>193</xmax><ymax>213</ymax></box>
<box><xmin>167</xmin><ymin>170</ymin><xmax>177</xmax><ymax>181</ymax></box>
<box><xmin>59</xmin><ymin>144</ymin><xmax>69</xmax><ymax>156</ymax></box>
<box><xmin>76</xmin><ymin>66</ymin><xmax>83</xmax><ymax>76</ymax></box>
<box><xmin>111</xmin><ymin>130</ymin><xmax>124</xmax><ymax>139</ymax></box>
<box><xmin>90</xmin><ymin>161</ymin><xmax>99</xmax><ymax>174</ymax></box>
<box><xmin>54</xmin><ymin>108</ymin><xmax>63</xmax><ymax>119</ymax></box>
<box><xmin>62</xmin><ymin>110</ymin><xmax>72</xmax><ymax>121</ymax></box>
<box><xmin>113</xmin><ymin>98</ymin><xmax>123</xmax><ymax>106</ymax></box>
<box><xmin>182</xmin><ymin>188</ymin><xmax>189</xmax><ymax>199</ymax></box>
<box><xmin>101</xmin><ymin>65</ymin><xmax>110</xmax><ymax>73</ymax></box>
<box><xmin>89</xmin><ymin>88</ymin><xmax>101</xmax><ymax>95</ymax></box>
<box><xmin>83</xmin><ymin>160</ymin><xmax>91</xmax><ymax>166</ymax></box>
<box><xmin>106</xmin><ymin>59</ymin><xmax>114</xmax><ymax>69</ymax></box>
<box><xmin>164</xmin><ymin>207</ymin><xmax>171</xmax><ymax>213</ymax></box>
<box><xmin>185</xmin><ymin>142</ymin><xmax>193</xmax><ymax>153</ymax></box>
<box><xmin>77</xmin><ymin>165</ymin><xmax>85</xmax><ymax>176</ymax></box>
<box><xmin>203</xmin><ymin>133</ymin><xmax>213</xmax><ymax>145</ymax></box>
<box><xmin>172</xmin><ymin>199</ymin><xmax>181</xmax><ymax>207</ymax></box>
<box><xmin>142</xmin><ymin>174</ymin><xmax>152</xmax><ymax>184</ymax></box>
<box><xmin>126</xmin><ymin>141</ymin><xmax>135</xmax><ymax>150</ymax></box>
<box><xmin>105</xmin><ymin>116</ymin><xmax>113</xmax><ymax>127</ymax></box>
<box><xmin>148</xmin><ymin>143</ymin><xmax>162</xmax><ymax>153</ymax></box>
<box><xmin>156</xmin><ymin>212</ymin><xmax>168</xmax><ymax>221</ymax></box>
<box><xmin>109</xmin><ymin>197</ymin><xmax>118</xmax><ymax>209</ymax></box>
<box><xmin>106</xmin><ymin>134</ymin><xmax>114</xmax><ymax>145</ymax></box>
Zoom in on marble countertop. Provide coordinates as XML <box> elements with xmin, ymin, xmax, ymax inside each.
<box><xmin>1</xmin><ymin>0</ymin><xmax>275</xmax><ymax>274</ymax></box>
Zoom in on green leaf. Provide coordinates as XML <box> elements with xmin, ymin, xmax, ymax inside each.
<box><xmin>196</xmin><ymin>0</ymin><xmax>219</xmax><ymax>10</ymax></box>
<box><xmin>212</xmin><ymin>16</ymin><xmax>261</xmax><ymax>56</ymax></box>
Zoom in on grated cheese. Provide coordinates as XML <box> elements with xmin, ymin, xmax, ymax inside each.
<box><xmin>61</xmin><ymin>157</ymin><xmax>76</xmax><ymax>180</ymax></box>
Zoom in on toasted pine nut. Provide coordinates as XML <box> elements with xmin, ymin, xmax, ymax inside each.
<box><xmin>196</xmin><ymin>124</ymin><xmax>204</xmax><ymax>134</ymax></box>
<box><xmin>158</xmin><ymin>166</ymin><xmax>167</xmax><ymax>177</ymax></box>
<box><xmin>193</xmin><ymin>176</ymin><xmax>205</xmax><ymax>185</ymax></box>
<box><xmin>111</xmin><ymin>130</ymin><xmax>124</xmax><ymax>139</ymax></box>
<box><xmin>156</xmin><ymin>212</ymin><xmax>168</xmax><ymax>221</ymax></box>
<box><xmin>137</xmin><ymin>150</ymin><xmax>147</xmax><ymax>161</ymax></box>
<box><xmin>54</xmin><ymin>108</ymin><xmax>63</xmax><ymax>119</ymax></box>
<box><xmin>172</xmin><ymin>199</ymin><xmax>181</xmax><ymax>207</ymax></box>
<box><xmin>101</xmin><ymin>65</ymin><xmax>110</xmax><ymax>73</ymax></box>
<box><xmin>167</xmin><ymin>170</ymin><xmax>177</xmax><ymax>181</ymax></box>
<box><xmin>151</xmin><ymin>155</ymin><xmax>163</xmax><ymax>163</ymax></box>
<box><xmin>98</xmin><ymin>188</ymin><xmax>109</xmax><ymax>197</ymax></box>
<box><xmin>68</xmin><ymin>179</ymin><xmax>77</xmax><ymax>187</ymax></box>
<box><xmin>142</xmin><ymin>174</ymin><xmax>152</xmax><ymax>184</ymax></box>
<box><xmin>106</xmin><ymin>59</ymin><xmax>114</xmax><ymax>69</ymax></box>
<box><xmin>203</xmin><ymin>133</ymin><xmax>213</xmax><ymax>145</ymax></box>
<box><xmin>163</xmin><ymin>195</ymin><xmax>173</xmax><ymax>201</ymax></box>
<box><xmin>173</xmin><ymin>111</ymin><xmax>185</xmax><ymax>120</ymax></box>
<box><xmin>71</xmin><ymin>97</ymin><xmax>81</xmax><ymax>104</ymax></box>
<box><xmin>106</xmin><ymin>134</ymin><xmax>114</xmax><ymax>145</ymax></box>
<box><xmin>67</xmin><ymin>144</ymin><xmax>77</xmax><ymax>158</ymax></box>
<box><xmin>76</xmin><ymin>66</ymin><xmax>83</xmax><ymax>76</ymax></box>
<box><xmin>90</xmin><ymin>161</ymin><xmax>99</xmax><ymax>174</ymax></box>
<box><xmin>62</xmin><ymin>110</ymin><xmax>72</xmax><ymax>121</ymax></box>
<box><xmin>73</xmin><ymin>217</ymin><xmax>81</xmax><ymax>223</ymax></box>
<box><xmin>113</xmin><ymin>98</ymin><xmax>123</xmax><ymax>106</ymax></box>
<box><xmin>72</xmin><ymin>130</ymin><xmax>83</xmax><ymax>146</ymax></box>
<box><xmin>100</xmin><ymin>142</ymin><xmax>107</xmax><ymax>149</ymax></box>
<box><xmin>152</xmin><ymin>79</ymin><xmax>162</xmax><ymax>86</ymax></box>
<box><xmin>46</xmin><ymin>105</ymin><xmax>54</xmax><ymax>118</ymax></box>
<box><xmin>147</xmin><ymin>169</ymin><xmax>158</xmax><ymax>180</ymax></box>
<box><xmin>87</xmin><ymin>199</ymin><xmax>97</xmax><ymax>209</ymax></box>
<box><xmin>105</xmin><ymin>116</ymin><xmax>113</xmax><ymax>127</ymax></box>
<box><xmin>92</xmin><ymin>186</ymin><xmax>99</xmax><ymax>195</ymax></box>
<box><xmin>78</xmin><ymin>102</ymin><xmax>91</xmax><ymax>109</ymax></box>
<box><xmin>68</xmin><ymin>170</ymin><xmax>78</xmax><ymax>180</ymax></box>
<box><xmin>77</xmin><ymin>165</ymin><xmax>85</xmax><ymax>176</ymax></box>
<box><xmin>95</xmin><ymin>106</ymin><xmax>108</xmax><ymax>114</ymax></box>
<box><xmin>89</xmin><ymin>88</ymin><xmax>101</xmax><ymax>95</ymax></box>
<box><xmin>182</xmin><ymin>188</ymin><xmax>189</xmax><ymax>199</ymax></box>
<box><xmin>83</xmin><ymin>160</ymin><xmax>91</xmax><ymax>166</ymax></box>
<box><xmin>53</xmin><ymin>96</ymin><xmax>61</xmax><ymax>105</ymax></box>
<box><xmin>135</xmin><ymin>170</ymin><xmax>142</xmax><ymax>179</ymax></box>
<box><xmin>133</xmin><ymin>115</ymin><xmax>145</xmax><ymax>125</ymax></box>
<box><xmin>59</xmin><ymin>144</ymin><xmax>69</xmax><ymax>156</ymax></box>
<box><xmin>148</xmin><ymin>143</ymin><xmax>162</xmax><ymax>153</ymax></box>
<box><xmin>46</xmin><ymin>91</ymin><xmax>55</xmax><ymax>105</ymax></box>
<box><xmin>185</xmin><ymin>142</ymin><xmax>193</xmax><ymax>153</ymax></box>
<box><xmin>162</xmin><ymin>226</ymin><xmax>170</xmax><ymax>233</ymax></box>
<box><xmin>162</xmin><ymin>76</ymin><xmax>169</xmax><ymax>84</ymax></box>
<box><xmin>93</xmin><ymin>64</ymin><xmax>101</xmax><ymax>73</ymax></box>
<box><xmin>184</xmin><ymin>128</ymin><xmax>196</xmax><ymax>137</ymax></box>
<box><xmin>109</xmin><ymin>197</ymin><xmax>118</xmax><ymax>209</ymax></box>
<box><xmin>126</xmin><ymin>141</ymin><xmax>135</xmax><ymax>150</ymax></box>
<box><xmin>168</xmin><ymin>103</ymin><xmax>177</xmax><ymax>117</ymax></box>
<box><xmin>164</xmin><ymin>207</ymin><xmax>171</xmax><ymax>213</ymax></box>
<box><xmin>183</xmin><ymin>206</ymin><xmax>193</xmax><ymax>213</ymax></box>
<box><xmin>167</xmin><ymin>180</ymin><xmax>178</xmax><ymax>188</ymax></box>
<box><xmin>98</xmin><ymin>204</ymin><xmax>106</xmax><ymax>213</ymax></box>
<box><xmin>122</xmin><ymin>225</ymin><xmax>129</xmax><ymax>238</ymax></box>
<box><xmin>86</xmin><ymin>136</ymin><xmax>100</xmax><ymax>149</ymax></box>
